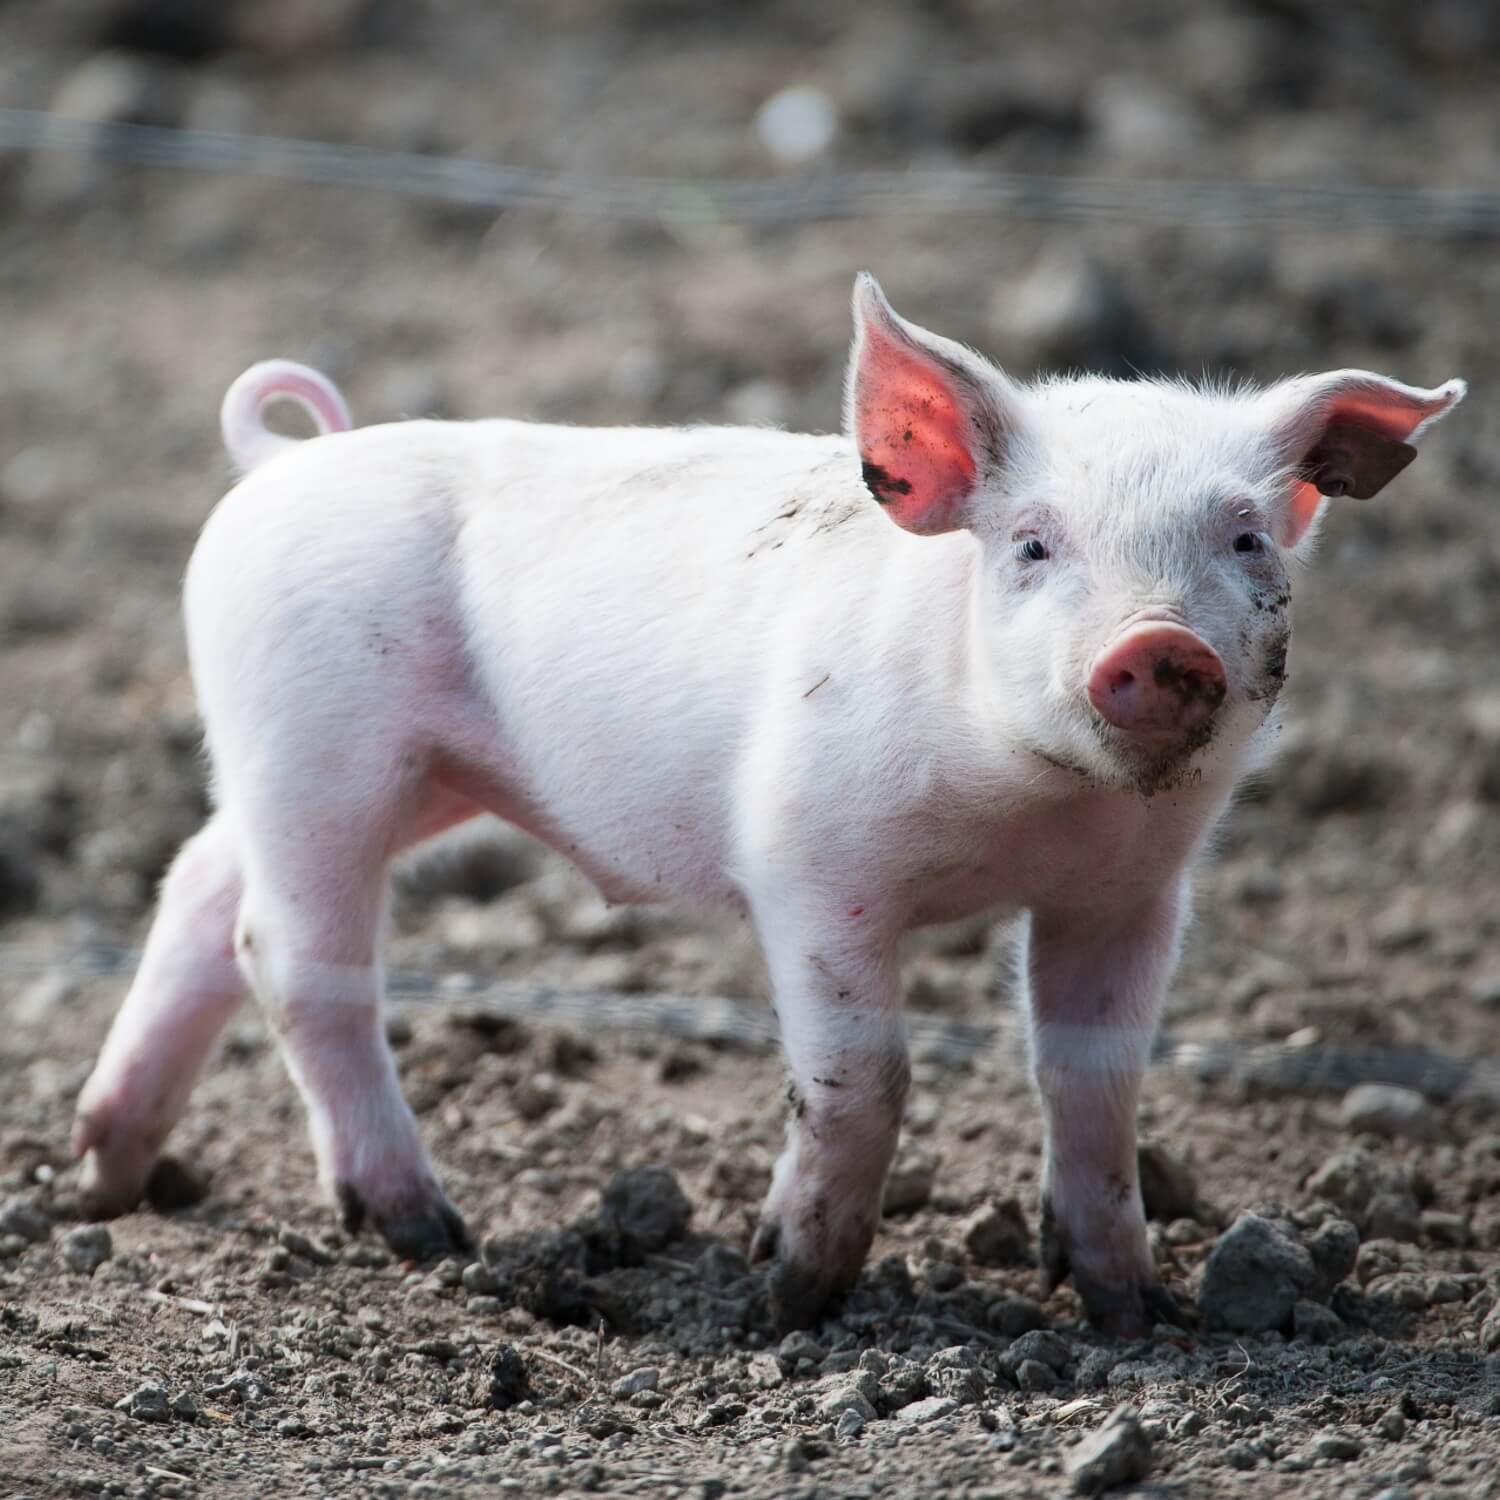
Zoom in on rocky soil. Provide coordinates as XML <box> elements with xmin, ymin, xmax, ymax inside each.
<box><xmin>3</xmin><ymin>2</ymin><xmax>1500</xmax><ymax>1496</ymax></box>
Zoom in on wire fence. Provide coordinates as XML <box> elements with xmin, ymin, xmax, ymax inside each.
<box><xmin>2</xmin><ymin>936</ymin><xmax>1495</xmax><ymax>1103</ymax></box>
<box><xmin>4</xmin><ymin>107</ymin><xmax>1500</xmax><ymax>235</ymax></box>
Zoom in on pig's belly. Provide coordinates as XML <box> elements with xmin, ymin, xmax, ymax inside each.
<box><xmin>435</xmin><ymin>682</ymin><xmax>747</xmax><ymax>910</ymax></box>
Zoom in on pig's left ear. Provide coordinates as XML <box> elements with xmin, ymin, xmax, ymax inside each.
<box><xmin>1263</xmin><ymin>370</ymin><xmax>1466</xmax><ymax>549</ymax></box>
<box><xmin>846</xmin><ymin>273</ymin><xmax>1022</xmax><ymax>535</ymax></box>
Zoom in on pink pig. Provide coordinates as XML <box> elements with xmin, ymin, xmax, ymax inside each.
<box><xmin>73</xmin><ymin>277</ymin><xmax>1463</xmax><ymax>1333</ymax></box>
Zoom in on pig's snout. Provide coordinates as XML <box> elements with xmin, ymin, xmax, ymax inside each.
<box><xmin>1087</xmin><ymin>623</ymin><xmax>1227</xmax><ymax>741</ymax></box>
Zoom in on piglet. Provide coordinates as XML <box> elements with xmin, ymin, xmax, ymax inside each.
<box><xmin>72</xmin><ymin>279</ymin><xmax>1464</xmax><ymax>1334</ymax></box>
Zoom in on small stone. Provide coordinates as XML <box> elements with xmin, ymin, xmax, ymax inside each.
<box><xmin>1291</xmin><ymin>1298</ymin><xmax>1343</xmax><ymax>1342</ymax></box>
<box><xmin>114</xmin><ymin>1384</ymin><xmax>171</xmax><ymax>1424</ymax></box>
<box><xmin>961</xmin><ymin>1198</ymin><xmax>1031</xmax><ymax>1267</ymax></box>
<box><xmin>486</xmin><ymin>1346</ymin><xmax>531</xmax><ymax>1410</ymax></box>
<box><xmin>599</xmin><ymin>1165</ymin><xmax>692</xmax><ymax>1261</ymax></box>
<box><xmin>1311</xmin><ymin>1432</ymin><xmax>1361</xmax><ymax>1461</ymax></box>
<box><xmin>876</xmin><ymin>1356</ymin><xmax>927</xmax><ymax>1413</ymax></box>
<box><xmin>1199</xmin><ymin>1213</ymin><xmax>1317</xmax><ymax>1333</ymax></box>
<box><xmin>513</xmin><ymin>1072</ymin><xmax>562</xmax><ymax>1122</ymax></box>
<box><xmin>610</xmin><ymin>1367</ymin><xmax>659</xmax><ymax>1400</ymax></box>
<box><xmin>1479</xmin><ymin>1303</ymin><xmax>1500</xmax><ymax>1353</ymax></box>
<box><xmin>816</xmin><ymin>1384</ymin><xmax>876</xmax><ymax>1423</ymax></box>
<box><xmin>1073</xmin><ymin>1348</ymin><xmax>1120</xmax><ymax>1391</ymax></box>
<box><xmin>834</xmin><ymin>1406</ymin><xmax>866</xmax><ymax>1440</ymax></box>
<box><xmin>894</xmin><ymin>1396</ymin><xmax>958</xmax><ymax>1425</ymax></box>
<box><xmin>276</xmin><ymin>1227</ymin><xmax>332</xmax><ymax>1266</ymax></box>
<box><xmin>1064</xmin><ymin>1404</ymin><xmax>1152</xmax><ymax>1495</ymax></box>
<box><xmin>1137</xmin><ymin>1142</ymin><xmax>1200</xmax><ymax>1222</ymax></box>
<box><xmin>1303</xmin><ymin>1215</ymin><xmax>1360</xmax><ymax>1297</ymax></box>
<box><xmin>61</xmin><ymin>1225</ymin><xmax>112</xmax><ymax>1275</ymax></box>
<box><xmin>987</xmin><ymin>1294</ymin><xmax>1047</xmax><ymax>1338</ymax></box>
<box><xmin>1425</xmin><ymin>1273</ymin><xmax>1465</xmax><ymax>1304</ymax></box>
<box><xmin>1469</xmin><ymin>973</ymin><xmax>1500</xmax><ymax>1009</ymax></box>
<box><xmin>882</xmin><ymin>1143</ymin><xmax>938</xmax><ymax>1216</ymax></box>
<box><xmin>694</xmin><ymin>1397</ymin><xmax>747</xmax><ymax>1431</ymax></box>
<box><xmin>1016</xmin><ymin>1359</ymin><xmax>1058</xmax><ymax>1392</ymax></box>
<box><xmin>170</xmin><ymin>1391</ymin><xmax>198</xmax><ymax>1423</ymax></box>
<box><xmin>1306</xmin><ymin>1148</ymin><xmax>1421</xmax><ymax>1241</ymax></box>
<box><xmin>1375</xmin><ymin>1406</ymin><xmax>1406</xmax><ymax>1441</ymax></box>
<box><xmin>1339</xmin><ymin>1084</ymin><xmax>1437</xmax><ymax>1141</ymax></box>
<box><xmin>461</xmin><ymin>1260</ymin><xmax>497</xmax><ymax>1295</ymax></box>
<box><xmin>1355</xmin><ymin>1238</ymin><xmax>1413</xmax><ymax>1286</ymax></box>
<box><xmin>926</xmin><ymin>1347</ymin><xmax>985</xmax><ymax>1404</ymax></box>
<box><xmin>781</xmin><ymin>1436</ymin><xmax>811</xmax><ymax>1472</ymax></box>
<box><xmin>1370</xmin><ymin>1272</ymin><xmax>1429</xmax><ymax>1311</ymax></box>
<box><xmin>0</xmin><ymin>1196</ymin><xmax>50</xmax><ymax>1244</ymax></box>
<box><xmin>657</xmin><ymin>1045</ymin><xmax>705</xmax><ymax>1084</ymax></box>
<box><xmin>777</xmin><ymin>1330</ymin><xmax>826</xmax><ymax>1369</ymax></box>
<box><xmin>1001</xmin><ymin>1330</ymin><xmax>1073</xmax><ymax>1376</ymax></box>
<box><xmin>1421</xmin><ymin>1210</ymin><xmax>1469</xmax><ymax>1248</ymax></box>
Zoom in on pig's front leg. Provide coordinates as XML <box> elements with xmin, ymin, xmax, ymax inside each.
<box><xmin>747</xmin><ymin>900</ymin><xmax>909</xmax><ymax>1332</ymax></box>
<box><xmin>1024</xmin><ymin>884</ymin><xmax>1188</xmax><ymax>1337</ymax></box>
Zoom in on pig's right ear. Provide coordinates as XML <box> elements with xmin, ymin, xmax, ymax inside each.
<box><xmin>846</xmin><ymin>274</ymin><xmax>1020</xmax><ymax>535</ymax></box>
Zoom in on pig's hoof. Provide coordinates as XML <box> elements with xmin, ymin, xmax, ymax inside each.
<box><xmin>76</xmin><ymin>1172</ymin><xmax>143</xmax><ymax>1222</ymax></box>
<box><xmin>750</xmin><ymin>1219</ymin><xmax>842</xmax><ymax>1332</ymax></box>
<box><xmin>1073</xmin><ymin>1267</ymin><xmax>1190</xmax><ymax>1339</ymax></box>
<box><xmin>75</xmin><ymin>1139</ymin><xmax>151</xmax><ymax>1221</ymax></box>
<box><xmin>337</xmin><ymin>1181</ymin><xmax>471</xmax><ymax>1262</ymax></box>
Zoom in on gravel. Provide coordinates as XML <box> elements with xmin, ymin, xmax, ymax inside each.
<box><xmin>1064</xmin><ymin>1405</ymin><xmax>1153</xmax><ymax>1495</ymax></box>
<box><xmin>59</xmin><ymin>1223</ymin><xmax>112</xmax><ymax>1274</ymax></box>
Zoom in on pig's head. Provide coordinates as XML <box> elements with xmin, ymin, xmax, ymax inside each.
<box><xmin>847</xmin><ymin>274</ymin><xmax>1465</xmax><ymax>795</ymax></box>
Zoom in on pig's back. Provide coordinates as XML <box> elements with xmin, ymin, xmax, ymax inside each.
<box><xmin>446</xmin><ymin>417</ymin><xmax>967</xmax><ymax>902</ymax></box>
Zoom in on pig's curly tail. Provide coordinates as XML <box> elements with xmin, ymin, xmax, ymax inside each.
<box><xmin>219</xmin><ymin>359</ymin><xmax>353</xmax><ymax>475</ymax></box>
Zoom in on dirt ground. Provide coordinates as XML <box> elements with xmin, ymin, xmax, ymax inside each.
<box><xmin>4</xmin><ymin>2</ymin><xmax>1500</xmax><ymax>1497</ymax></box>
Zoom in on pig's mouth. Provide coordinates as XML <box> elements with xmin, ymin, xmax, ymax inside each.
<box><xmin>1081</xmin><ymin>711</ymin><xmax>1223</xmax><ymax>796</ymax></box>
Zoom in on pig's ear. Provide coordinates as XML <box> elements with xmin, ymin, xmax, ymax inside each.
<box><xmin>846</xmin><ymin>273</ymin><xmax>1019</xmax><ymax>535</ymax></box>
<box><xmin>1264</xmin><ymin>370</ymin><xmax>1466</xmax><ymax>549</ymax></box>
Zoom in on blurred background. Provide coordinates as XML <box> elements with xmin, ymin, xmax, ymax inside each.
<box><xmin>1</xmin><ymin>0</ymin><xmax>1498</xmax><ymax>1062</ymax></box>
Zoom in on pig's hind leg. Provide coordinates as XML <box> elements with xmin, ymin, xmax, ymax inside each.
<box><xmin>226</xmin><ymin>764</ymin><xmax>471</xmax><ymax>1260</ymax></box>
<box><xmin>1023</xmin><ymin>884</ymin><xmax>1189</xmax><ymax>1337</ymax></box>
<box><xmin>747</xmin><ymin>893</ymin><xmax>910</xmax><ymax>1331</ymax></box>
<box><xmin>74</xmin><ymin>812</ymin><xmax>247</xmax><ymax>1215</ymax></box>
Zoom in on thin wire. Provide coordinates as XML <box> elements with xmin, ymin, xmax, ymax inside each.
<box><xmin>4</xmin><ymin>108</ymin><xmax>1500</xmax><ymax>235</ymax></box>
<box><xmin>4</xmin><ymin>938</ymin><xmax>1495</xmax><ymax>1101</ymax></box>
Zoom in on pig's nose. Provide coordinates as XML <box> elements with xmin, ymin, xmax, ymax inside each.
<box><xmin>1087</xmin><ymin>623</ymin><xmax>1227</xmax><ymax>740</ymax></box>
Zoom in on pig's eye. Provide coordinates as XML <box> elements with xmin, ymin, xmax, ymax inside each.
<box><xmin>1233</xmin><ymin>531</ymin><xmax>1264</xmax><ymax>555</ymax></box>
<box><xmin>1014</xmin><ymin>537</ymin><xmax>1049</xmax><ymax>563</ymax></box>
